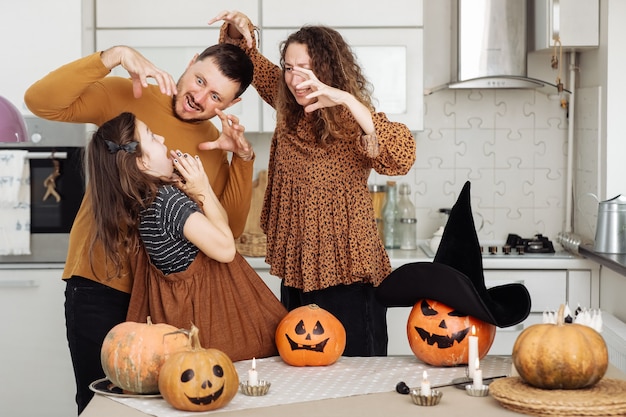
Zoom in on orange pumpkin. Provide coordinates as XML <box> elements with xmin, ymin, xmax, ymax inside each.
<box><xmin>512</xmin><ymin>304</ymin><xmax>608</xmax><ymax>389</ymax></box>
<box><xmin>158</xmin><ymin>325</ymin><xmax>238</xmax><ymax>412</ymax></box>
<box><xmin>100</xmin><ymin>317</ymin><xmax>189</xmax><ymax>394</ymax></box>
<box><xmin>275</xmin><ymin>304</ymin><xmax>346</xmax><ymax>366</ymax></box>
<box><xmin>407</xmin><ymin>299</ymin><xmax>496</xmax><ymax>366</ymax></box>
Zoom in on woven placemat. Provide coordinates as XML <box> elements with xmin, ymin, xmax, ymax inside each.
<box><xmin>490</xmin><ymin>377</ymin><xmax>626</xmax><ymax>417</ymax></box>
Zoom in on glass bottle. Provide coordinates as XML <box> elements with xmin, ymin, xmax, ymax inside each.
<box><xmin>383</xmin><ymin>181</ymin><xmax>400</xmax><ymax>249</ymax></box>
<box><xmin>398</xmin><ymin>183</ymin><xmax>417</xmax><ymax>250</ymax></box>
<box><xmin>368</xmin><ymin>184</ymin><xmax>386</xmax><ymax>242</ymax></box>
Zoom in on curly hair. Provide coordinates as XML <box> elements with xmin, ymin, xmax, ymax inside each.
<box><xmin>86</xmin><ymin>112</ymin><xmax>174</xmax><ymax>280</ymax></box>
<box><xmin>276</xmin><ymin>26</ymin><xmax>374</xmax><ymax>146</ymax></box>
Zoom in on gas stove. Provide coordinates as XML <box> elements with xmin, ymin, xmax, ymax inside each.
<box><xmin>483</xmin><ymin>234</ymin><xmax>555</xmax><ymax>255</ymax></box>
<box><xmin>420</xmin><ymin>234</ymin><xmax>576</xmax><ymax>259</ymax></box>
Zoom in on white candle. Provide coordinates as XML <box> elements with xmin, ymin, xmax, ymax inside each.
<box><xmin>473</xmin><ymin>358</ymin><xmax>483</xmax><ymax>389</ymax></box>
<box><xmin>248</xmin><ymin>357</ymin><xmax>258</xmax><ymax>386</ymax></box>
<box><xmin>420</xmin><ymin>370</ymin><xmax>431</xmax><ymax>397</ymax></box>
<box><xmin>468</xmin><ymin>325</ymin><xmax>478</xmax><ymax>379</ymax></box>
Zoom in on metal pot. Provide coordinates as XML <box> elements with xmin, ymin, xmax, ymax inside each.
<box><xmin>593</xmin><ymin>194</ymin><xmax>626</xmax><ymax>253</ymax></box>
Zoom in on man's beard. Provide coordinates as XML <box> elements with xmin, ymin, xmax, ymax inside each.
<box><xmin>171</xmin><ymin>95</ymin><xmax>205</xmax><ymax>124</ymax></box>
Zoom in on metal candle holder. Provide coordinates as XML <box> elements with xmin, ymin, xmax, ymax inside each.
<box><xmin>465</xmin><ymin>384</ymin><xmax>490</xmax><ymax>397</ymax></box>
<box><xmin>409</xmin><ymin>388</ymin><xmax>443</xmax><ymax>406</ymax></box>
<box><xmin>239</xmin><ymin>380</ymin><xmax>271</xmax><ymax>396</ymax></box>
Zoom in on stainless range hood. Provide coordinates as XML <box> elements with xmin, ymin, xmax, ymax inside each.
<box><xmin>449</xmin><ymin>0</ymin><xmax>544</xmax><ymax>89</ymax></box>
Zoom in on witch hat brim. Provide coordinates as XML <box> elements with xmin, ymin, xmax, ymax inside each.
<box><xmin>375</xmin><ymin>181</ymin><xmax>531</xmax><ymax>328</ymax></box>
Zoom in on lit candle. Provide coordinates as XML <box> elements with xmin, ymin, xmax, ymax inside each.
<box><xmin>468</xmin><ymin>325</ymin><xmax>478</xmax><ymax>379</ymax></box>
<box><xmin>473</xmin><ymin>357</ymin><xmax>483</xmax><ymax>389</ymax></box>
<box><xmin>248</xmin><ymin>357</ymin><xmax>258</xmax><ymax>386</ymax></box>
<box><xmin>421</xmin><ymin>370</ymin><xmax>431</xmax><ymax>397</ymax></box>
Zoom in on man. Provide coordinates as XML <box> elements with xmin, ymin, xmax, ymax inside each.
<box><xmin>24</xmin><ymin>43</ymin><xmax>254</xmax><ymax>414</ymax></box>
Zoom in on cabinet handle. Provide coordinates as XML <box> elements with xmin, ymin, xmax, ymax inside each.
<box><xmin>0</xmin><ymin>280</ymin><xmax>39</xmax><ymax>288</ymax></box>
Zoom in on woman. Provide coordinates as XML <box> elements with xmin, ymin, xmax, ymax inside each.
<box><xmin>210</xmin><ymin>12</ymin><xmax>416</xmax><ymax>356</ymax></box>
<box><xmin>87</xmin><ymin>112</ymin><xmax>287</xmax><ymax>361</ymax></box>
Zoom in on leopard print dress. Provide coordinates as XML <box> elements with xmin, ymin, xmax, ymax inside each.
<box><xmin>220</xmin><ymin>24</ymin><xmax>416</xmax><ymax>293</ymax></box>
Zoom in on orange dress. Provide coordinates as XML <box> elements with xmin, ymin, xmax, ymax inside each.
<box><xmin>127</xmin><ymin>250</ymin><xmax>287</xmax><ymax>361</ymax></box>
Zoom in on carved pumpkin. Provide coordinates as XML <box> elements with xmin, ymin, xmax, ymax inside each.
<box><xmin>512</xmin><ymin>304</ymin><xmax>608</xmax><ymax>389</ymax></box>
<box><xmin>158</xmin><ymin>325</ymin><xmax>238</xmax><ymax>412</ymax></box>
<box><xmin>275</xmin><ymin>304</ymin><xmax>346</xmax><ymax>366</ymax></box>
<box><xmin>100</xmin><ymin>317</ymin><xmax>189</xmax><ymax>394</ymax></box>
<box><xmin>406</xmin><ymin>299</ymin><xmax>496</xmax><ymax>366</ymax></box>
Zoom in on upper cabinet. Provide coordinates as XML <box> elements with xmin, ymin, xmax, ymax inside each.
<box><xmin>94</xmin><ymin>0</ymin><xmax>423</xmax><ymax>131</ymax></box>
<box><xmin>261</xmin><ymin>0</ymin><xmax>423</xmax><ymax>27</ymax></box>
<box><xmin>261</xmin><ymin>0</ymin><xmax>424</xmax><ymax>132</ymax></box>
<box><xmin>261</xmin><ymin>28</ymin><xmax>423</xmax><ymax>132</ymax></box>
<box><xmin>95</xmin><ymin>0</ymin><xmax>261</xmax><ymax>131</ymax></box>
<box><xmin>532</xmin><ymin>0</ymin><xmax>600</xmax><ymax>51</ymax></box>
<box><xmin>96</xmin><ymin>0</ymin><xmax>259</xmax><ymax>28</ymax></box>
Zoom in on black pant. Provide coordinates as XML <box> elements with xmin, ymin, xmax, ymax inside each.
<box><xmin>64</xmin><ymin>277</ymin><xmax>130</xmax><ymax>415</ymax></box>
<box><xmin>281</xmin><ymin>282</ymin><xmax>388</xmax><ymax>357</ymax></box>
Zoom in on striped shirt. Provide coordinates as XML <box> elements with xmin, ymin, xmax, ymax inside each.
<box><xmin>139</xmin><ymin>185</ymin><xmax>200</xmax><ymax>274</ymax></box>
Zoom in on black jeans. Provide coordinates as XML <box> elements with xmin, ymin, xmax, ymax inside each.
<box><xmin>64</xmin><ymin>277</ymin><xmax>130</xmax><ymax>415</ymax></box>
<box><xmin>281</xmin><ymin>282</ymin><xmax>388</xmax><ymax>357</ymax></box>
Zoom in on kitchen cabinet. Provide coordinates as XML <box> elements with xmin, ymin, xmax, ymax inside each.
<box><xmin>2</xmin><ymin>0</ymin><xmax>82</xmax><ymax>112</ymax></box>
<box><xmin>532</xmin><ymin>0</ymin><xmax>599</xmax><ymax>51</ymax></box>
<box><xmin>95</xmin><ymin>0</ymin><xmax>259</xmax><ymax>28</ymax></box>
<box><xmin>262</xmin><ymin>0</ymin><xmax>422</xmax><ymax>27</ymax></box>
<box><xmin>253</xmin><ymin>256</ymin><xmax>599</xmax><ymax>356</ymax></box>
<box><xmin>260</xmin><ymin>28</ymin><xmax>423</xmax><ymax>132</ymax></box>
<box><xmin>93</xmin><ymin>0</ymin><xmax>423</xmax><ymax>131</ymax></box>
<box><xmin>247</xmin><ymin>251</ymin><xmax>599</xmax><ymax>355</ymax></box>
<box><xmin>0</xmin><ymin>266</ymin><xmax>75</xmax><ymax>417</ymax></box>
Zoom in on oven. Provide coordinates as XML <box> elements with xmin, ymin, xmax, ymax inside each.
<box><xmin>0</xmin><ymin>116</ymin><xmax>88</xmax><ymax>263</ymax></box>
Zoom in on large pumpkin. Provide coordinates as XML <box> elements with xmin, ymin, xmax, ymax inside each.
<box><xmin>158</xmin><ymin>325</ymin><xmax>238</xmax><ymax>412</ymax></box>
<box><xmin>100</xmin><ymin>317</ymin><xmax>189</xmax><ymax>394</ymax></box>
<box><xmin>512</xmin><ymin>304</ymin><xmax>608</xmax><ymax>389</ymax></box>
<box><xmin>407</xmin><ymin>299</ymin><xmax>496</xmax><ymax>366</ymax></box>
<box><xmin>275</xmin><ymin>304</ymin><xmax>346</xmax><ymax>366</ymax></box>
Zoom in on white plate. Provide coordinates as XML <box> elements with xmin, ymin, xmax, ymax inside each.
<box><xmin>89</xmin><ymin>378</ymin><xmax>162</xmax><ymax>398</ymax></box>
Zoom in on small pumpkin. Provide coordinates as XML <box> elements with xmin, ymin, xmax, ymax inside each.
<box><xmin>512</xmin><ymin>304</ymin><xmax>608</xmax><ymax>389</ymax></box>
<box><xmin>406</xmin><ymin>299</ymin><xmax>496</xmax><ymax>366</ymax></box>
<box><xmin>158</xmin><ymin>324</ymin><xmax>238</xmax><ymax>412</ymax></box>
<box><xmin>275</xmin><ymin>304</ymin><xmax>346</xmax><ymax>366</ymax></box>
<box><xmin>100</xmin><ymin>317</ymin><xmax>188</xmax><ymax>394</ymax></box>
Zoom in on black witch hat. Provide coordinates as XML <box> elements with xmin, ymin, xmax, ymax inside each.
<box><xmin>376</xmin><ymin>181</ymin><xmax>531</xmax><ymax>328</ymax></box>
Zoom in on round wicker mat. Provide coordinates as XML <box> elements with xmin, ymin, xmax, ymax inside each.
<box><xmin>489</xmin><ymin>377</ymin><xmax>626</xmax><ymax>417</ymax></box>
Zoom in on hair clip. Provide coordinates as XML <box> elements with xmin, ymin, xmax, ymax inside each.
<box><xmin>104</xmin><ymin>140</ymin><xmax>139</xmax><ymax>154</ymax></box>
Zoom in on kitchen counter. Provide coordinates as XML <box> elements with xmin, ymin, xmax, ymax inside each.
<box><xmin>579</xmin><ymin>243</ymin><xmax>626</xmax><ymax>276</ymax></box>
<box><xmin>81</xmin><ymin>357</ymin><xmax>626</xmax><ymax>417</ymax></box>
<box><xmin>244</xmin><ymin>245</ymin><xmax>597</xmax><ymax>271</ymax></box>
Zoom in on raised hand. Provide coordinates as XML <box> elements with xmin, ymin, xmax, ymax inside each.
<box><xmin>197</xmin><ymin>108</ymin><xmax>254</xmax><ymax>160</ymax></box>
<box><xmin>101</xmin><ymin>45</ymin><xmax>177</xmax><ymax>98</ymax></box>
<box><xmin>171</xmin><ymin>149</ymin><xmax>211</xmax><ymax>200</ymax></box>
<box><xmin>293</xmin><ymin>66</ymin><xmax>350</xmax><ymax>113</ymax></box>
<box><xmin>208</xmin><ymin>10</ymin><xmax>254</xmax><ymax>48</ymax></box>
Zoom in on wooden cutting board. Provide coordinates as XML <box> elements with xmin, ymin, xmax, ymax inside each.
<box><xmin>236</xmin><ymin>170</ymin><xmax>267</xmax><ymax>256</ymax></box>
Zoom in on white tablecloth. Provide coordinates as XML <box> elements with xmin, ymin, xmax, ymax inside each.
<box><xmin>104</xmin><ymin>355</ymin><xmax>512</xmax><ymax>416</ymax></box>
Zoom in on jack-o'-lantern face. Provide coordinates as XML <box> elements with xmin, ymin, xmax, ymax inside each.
<box><xmin>407</xmin><ymin>299</ymin><xmax>496</xmax><ymax>366</ymax></box>
<box><xmin>275</xmin><ymin>304</ymin><xmax>346</xmax><ymax>366</ymax></box>
<box><xmin>158</xmin><ymin>340</ymin><xmax>238</xmax><ymax>412</ymax></box>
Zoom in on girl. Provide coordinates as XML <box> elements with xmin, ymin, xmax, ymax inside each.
<box><xmin>88</xmin><ymin>112</ymin><xmax>286</xmax><ymax>361</ymax></box>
